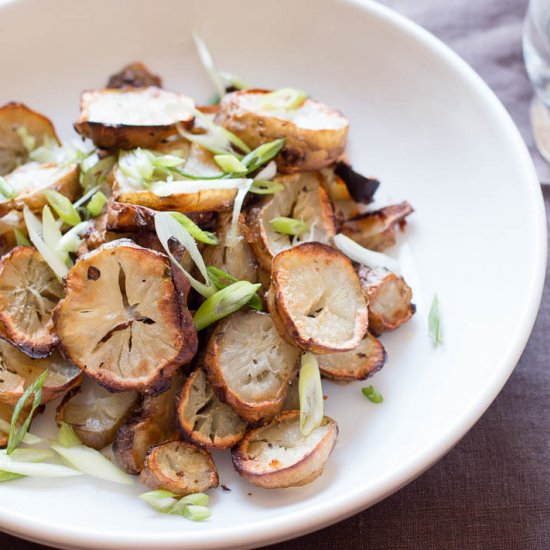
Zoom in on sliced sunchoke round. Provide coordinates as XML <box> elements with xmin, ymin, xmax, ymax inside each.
<box><xmin>203</xmin><ymin>212</ymin><xmax>257</xmax><ymax>283</ymax></box>
<box><xmin>247</xmin><ymin>172</ymin><xmax>336</xmax><ymax>271</ymax></box>
<box><xmin>341</xmin><ymin>202</ymin><xmax>414</xmax><ymax>251</ymax></box>
<box><xmin>0</xmin><ymin>339</ymin><xmax>82</xmax><ymax>406</ymax></box>
<box><xmin>358</xmin><ymin>265</ymin><xmax>415</xmax><ymax>335</ymax></box>
<box><xmin>106</xmin><ymin>62</ymin><xmax>163</xmax><ymax>89</ymax></box>
<box><xmin>203</xmin><ymin>311</ymin><xmax>300</xmax><ymax>423</ymax></box>
<box><xmin>74</xmin><ymin>87</ymin><xmax>195</xmax><ymax>149</ymax></box>
<box><xmin>216</xmin><ymin>89</ymin><xmax>349</xmax><ymax>173</ymax></box>
<box><xmin>0</xmin><ymin>162</ymin><xmax>80</xmax><ymax>217</ymax></box>
<box><xmin>140</xmin><ymin>439</ymin><xmax>219</xmax><ymax>496</ymax></box>
<box><xmin>0</xmin><ymin>102</ymin><xmax>59</xmax><ymax>176</ymax></box>
<box><xmin>56</xmin><ymin>378</ymin><xmax>138</xmax><ymax>450</ymax></box>
<box><xmin>54</xmin><ymin>239</ymin><xmax>197</xmax><ymax>393</ymax></box>
<box><xmin>267</xmin><ymin>242</ymin><xmax>368</xmax><ymax>354</ymax></box>
<box><xmin>0</xmin><ymin>246</ymin><xmax>64</xmax><ymax>358</ymax></box>
<box><xmin>113</xmin><ymin>371</ymin><xmax>182</xmax><ymax>474</ymax></box>
<box><xmin>232</xmin><ymin>411</ymin><xmax>338</xmax><ymax>489</ymax></box>
<box><xmin>317</xmin><ymin>333</ymin><xmax>387</xmax><ymax>381</ymax></box>
<box><xmin>177</xmin><ymin>368</ymin><xmax>246</xmax><ymax>449</ymax></box>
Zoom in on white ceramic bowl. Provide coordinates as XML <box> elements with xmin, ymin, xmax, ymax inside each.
<box><xmin>0</xmin><ymin>0</ymin><xmax>545</xmax><ymax>548</ymax></box>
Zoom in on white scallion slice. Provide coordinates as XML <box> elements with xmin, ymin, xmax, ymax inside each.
<box><xmin>24</xmin><ymin>206</ymin><xmax>68</xmax><ymax>280</ymax></box>
<box><xmin>255</xmin><ymin>160</ymin><xmax>277</xmax><ymax>181</ymax></box>
<box><xmin>139</xmin><ymin>490</ymin><xmax>178</xmax><ymax>512</ymax></box>
<box><xmin>298</xmin><ymin>353</ymin><xmax>324</xmax><ymax>436</ymax></box>
<box><xmin>192</xmin><ymin>32</ymin><xmax>226</xmax><ymax>100</ymax></box>
<box><xmin>51</xmin><ymin>442</ymin><xmax>133</xmax><ymax>485</ymax></box>
<box><xmin>219</xmin><ymin>70</ymin><xmax>248</xmax><ymax>90</ymax></box>
<box><xmin>44</xmin><ymin>189</ymin><xmax>81</xmax><ymax>227</ymax></box>
<box><xmin>0</xmin><ymin>176</ymin><xmax>16</xmax><ymax>199</ymax></box>
<box><xmin>428</xmin><ymin>293</ymin><xmax>442</xmax><ymax>346</ymax></box>
<box><xmin>41</xmin><ymin>205</ymin><xmax>63</xmax><ymax>255</ymax></box>
<box><xmin>56</xmin><ymin>221</ymin><xmax>92</xmax><ymax>255</ymax></box>
<box><xmin>4</xmin><ymin>448</ymin><xmax>53</xmax><ymax>463</ymax></box>
<box><xmin>193</xmin><ymin>281</ymin><xmax>261</xmax><ymax>331</ymax></box>
<box><xmin>154</xmin><ymin>212</ymin><xmax>215</xmax><ymax>298</ymax></box>
<box><xmin>333</xmin><ymin>233</ymin><xmax>399</xmax><ymax>272</ymax></box>
<box><xmin>0</xmin><ymin>454</ymin><xmax>81</xmax><ymax>478</ymax></box>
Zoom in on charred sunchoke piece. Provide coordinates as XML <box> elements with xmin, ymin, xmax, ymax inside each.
<box><xmin>113</xmin><ymin>371</ymin><xmax>182</xmax><ymax>474</ymax></box>
<box><xmin>248</xmin><ymin>172</ymin><xmax>336</xmax><ymax>271</ymax></box>
<box><xmin>0</xmin><ymin>162</ymin><xmax>80</xmax><ymax>217</ymax></box>
<box><xmin>74</xmin><ymin>87</ymin><xmax>195</xmax><ymax>149</ymax></box>
<box><xmin>54</xmin><ymin>239</ymin><xmax>197</xmax><ymax>393</ymax></box>
<box><xmin>203</xmin><ymin>311</ymin><xmax>300</xmax><ymax>423</ymax></box>
<box><xmin>317</xmin><ymin>333</ymin><xmax>387</xmax><ymax>381</ymax></box>
<box><xmin>0</xmin><ymin>339</ymin><xmax>81</xmax><ymax>406</ymax></box>
<box><xmin>268</xmin><ymin>242</ymin><xmax>368</xmax><ymax>354</ymax></box>
<box><xmin>341</xmin><ymin>202</ymin><xmax>413</xmax><ymax>252</ymax></box>
<box><xmin>358</xmin><ymin>265</ymin><xmax>415</xmax><ymax>335</ymax></box>
<box><xmin>0</xmin><ymin>102</ymin><xmax>59</xmax><ymax>176</ymax></box>
<box><xmin>56</xmin><ymin>379</ymin><xmax>138</xmax><ymax>450</ymax></box>
<box><xmin>177</xmin><ymin>368</ymin><xmax>246</xmax><ymax>449</ymax></box>
<box><xmin>0</xmin><ymin>246</ymin><xmax>64</xmax><ymax>357</ymax></box>
<box><xmin>107</xmin><ymin>62</ymin><xmax>163</xmax><ymax>89</ymax></box>
<box><xmin>140</xmin><ymin>439</ymin><xmax>219</xmax><ymax>496</ymax></box>
<box><xmin>334</xmin><ymin>161</ymin><xmax>380</xmax><ymax>204</ymax></box>
<box><xmin>232</xmin><ymin>411</ymin><xmax>338</xmax><ymax>489</ymax></box>
<box><xmin>216</xmin><ymin>89</ymin><xmax>349</xmax><ymax>173</ymax></box>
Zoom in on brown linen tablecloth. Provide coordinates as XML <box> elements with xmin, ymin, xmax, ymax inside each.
<box><xmin>2</xmin><ymin>0</ymin><xmax>549</xmax><ymax>549</ymax></box>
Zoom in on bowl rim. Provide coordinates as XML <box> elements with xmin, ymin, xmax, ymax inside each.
<box><xmin>0</xmin><ymin>0</ymin><xmax>546</xmax><ymax>548</ymax></box>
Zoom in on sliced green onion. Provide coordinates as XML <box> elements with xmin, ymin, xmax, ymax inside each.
<box><xmin>119</xmin><ymin>149</ymin><xmax>155</xmax><ymax>185</ymax></box>
<box><xmin>361</xmin><ymin>385</ymin><xmax>384</xmax><ymax>404</ymax></box>
<box><xmin>153</xmin><ymin>177</ymin><xmax>246</xmax><ymax>197</ymax></box>
<box><xmin>0</xmin><ymin>453</ymin><xmax>81</xmax><ymax>478</ymax></box>
<box><xmin>80</xmin><ymin>155</ymin><xmax>116</xmax><ymax>191</ymax></box>
<box><xmin>139</xmin><ymin>490</ymin><xmax>178</xmax><ymax>512</ymax></box>
<box><xmin>193</xmin><ymin>281</ymin><xmax>261</xmax><ymax>331</ymax></box>
<box><xmin>15</xmin><ymin>126</ymin><xmax>37</xmax><ymax>153</ymax></box>
<box><xmin>241</xmin><ymin>139</ymin><xmax>285</xmax><ymax>174</ymax></box>
<box><xmin>0</xmin><ymin>176</ymin><xmax>16</xmax><ymax>199</ymax></box>
<box><xmin>29</xmin><ymin>135</ymin><xmax>62</xmax><ymax>164</ymax></box>
<box><xmin>170</xmin><ymin>212</ymin><xmax>218</xmax><ymax>245</ymax></box>
<box><xmin>206</xmin><ymin>266</ymin><xmax>263</xmax><ymax>311</ymax></box>
<box><xmin>176</xmin><ymin>493</ymin><xmax>209</xmax><ymax>507</ymax></box>
<box><xmin>155</xmin><ymin>212</ymin><xmax>215</xmax><ymax>298</ymax></box>
<box><xmin>181</xmin><ymin>505</ymin><xmax>211</xmax><ymax>521</ymax></box>
<box><xmin>298</xmin><ymin>353</ymin><xmax>323</xmax><ymax>436</ymax></box>
<box><xmin>13</xmin><ymin>228</ymin><xmax>31</xmax><ymax>246</ymax></box>
<box><xmin>214</xmin><ymin>154</ymin><xmax>247</xmax><ymax>174</ymax></box>
<box><xmin>51</xmin><ymin>441</ymin><xmax>133</xmax><ymax>485</ymax></box>
<box><xmin>429</xmin><ymin>293</ymin><xmax>442</xmax><ymax>346</ymax></box>
<box><xmin>23</xmin><ymin>206</ymin><xmax>69</xmax><ymax>280</ymax></box>
<box><xmin>270</xmin><ymin>216</ymin><xmax>309</xmax><ymax>236</ymax></box>
<box><xmin>72</xmin><ymin>184</ymin><xmax>100</xmax><ymax>209</ymax></box>
<box><xmin>56</xmin><ymin>221</ymin><xmax>91</xmax><ymax>255</ymax></box>
<box><xmin>0</xmin><ymin>471</ymin><xmax>24</xmax><ymax>482</ymax></box>
<box><xmin>249</xmin><ymin>180</ymin><xmax>284</xmax><ymax>195</ymax></box>
<box><xmin>259</xmin><ymin>88</ymin><xmax>308</xmax><ymax>111</ymax></box>
<box><xmin>150</xmin><ymin>153</ymin><xmax>185</xmax><ymax>169</ymax></box>
<box><xmin>0</xmin><ymin>419</ymin><xmax>40</xmax><ymax>445</ymax></box>
<box><xmin>167</xmin><ymin>167</ymin><xmax>226</xmax><ymax>180</ymax></box>
<box><xmin>86</xmin><ymin>191</ymin><xmax>108</xmax><ymax>217</ymax></box>
<box><xmin>41</xmin><ymin>205</ymin><xmax>63</xmax><ymax>254</ymax></box>
<box><xmin>7</xmin><ymin>370</ymin><xmax>48</xmax><ymax>455</ymax></box>
<box><xmin>43</xmin><ymin>189</ymin><xmax>81</xmax><ymax>226</ymax></box>
<box><xmin>57</xmin><ymin>422</ymin><xmax>81</xmax><ymax>448</ymax></box>
<box><xmin>333</xmin><ymin>233</ymin><xmax>399</xmax><ymax>272</ymax></box>
<box><xmin>192</xmin><ymin>32</ymin><xmax>226</xmax><ymax>100</ymax></box>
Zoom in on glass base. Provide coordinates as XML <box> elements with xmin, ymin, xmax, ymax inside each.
<box><xmin>530</xmin><ymin>97</ymin><xmax>550</xmax><ymax>163</ymax></box>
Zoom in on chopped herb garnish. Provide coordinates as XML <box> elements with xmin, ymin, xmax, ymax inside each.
<box><xmin>7</xmin><ymin>370</ymin><xmax>48</xmax><ymax>455</ymax></box>
<box><xmin>361</xmin><ymin>385</ymin><xmax>383</xmax><ymax>404</ymax></box>
<box><xmin>428</xmin><ymin>293</ymin><xmax>442</xmax><ymax>346</ymax></box>
<box><xmin>44</xmin><ymin>189</ymin><xmax>82</xmax><ymax>226</ymax></box>
<box><xmin>139</xmin><ymin>490</ymin><xmax>211</xmax><ymax>521</ymax></box>
<box><xmin>206</xmin><ymin>266</ymin><xmax>263</xmax><ymax>310</ymax></box>
<box><xmin>86</xmin><ymin>191</ymin><xmax>108</xmax><ymax>217</ymax></box>
<box><xmin>170</xmin><ymin>212</ymin><xmax>219</xmax><ymax>245</ymax></box>
<box><xmin>270</xmin><ymin>216</ymin><xmax>309</xmax><ymax>236</ymax></box>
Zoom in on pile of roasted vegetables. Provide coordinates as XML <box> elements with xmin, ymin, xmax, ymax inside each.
<box><xmin>0</xmin><ymin>53</ymin><xmax>415</xmax><ymax>512</ymax></box>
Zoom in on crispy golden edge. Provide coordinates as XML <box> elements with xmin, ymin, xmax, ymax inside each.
<box><xmin>53</xmin><ymin>240</ymin><xmax>197</xmax><ymax>393</ymax></box>
<box><xmin>216</xmin><ymin>89</ymin><xmax>348</xmax><ymax>174</ymax></box>
<box><xmin>231</xmin><ymin>410</ymin><xmax>338</xmax><ymax>489</ymax></box>
<box><xmin>140</xmin><ymin>439</ymin><xmax>219</xmax><ymax>496</ymax></box>
<box><xmin>268</xmin><ymin>242</ymin><xmax>369</xmax><ymax>354</ymax></box>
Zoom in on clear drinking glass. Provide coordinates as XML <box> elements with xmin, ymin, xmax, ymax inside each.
<box><xmin>524</xmin><ymin>0</ymin><xmax>550</xmax><ymax>162</ymax></box>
